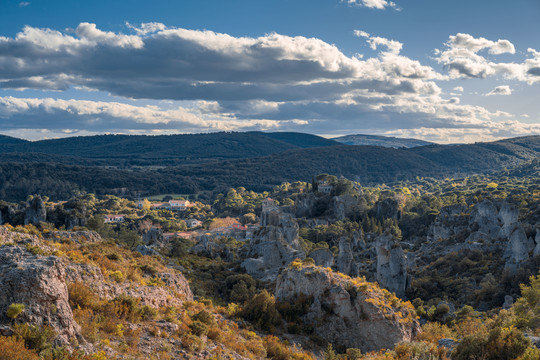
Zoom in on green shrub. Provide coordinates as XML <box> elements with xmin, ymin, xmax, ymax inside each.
<box><xmin>189</xmin><ymin>320</ymin><xmax>209</xmax><ymax>336</ymax></box>
<box><xmin>191</xmin><ymin>310</ymin><xmax>214</xmax><ymax>325</ymax></box>
<box><xmin>7</xmin><ymin>303</ymin><xmax>25</xmax><ymax>320</ymax></box>
<box><xmin>241</xmin><ymin>290</ymin><xmax>282</xmax><ymax>332</ymax></box>
<box><xmin>13</xmin><ymin>323</ymin><xmax>56</xmax><ymax>352</ymax></box>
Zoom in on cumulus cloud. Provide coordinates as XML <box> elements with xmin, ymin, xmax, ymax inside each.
<box><xmin>0</xmin><ymin>23</ymin><xmax>445</xmax><ymax>102</ymax></box>
<box><xmin>484</xmin><ymin>85</ymin><xmax>512</xmax><ymax>96</ymax></box>
<box><xmin>18</xmin><ymin>2</ymin><xmax>30</xmax><ymax>6</ymax></box>
<box><xmin>435</xmin><ymin>33</ymin><xmax>540</xmax><ymax>83</ymax></box>
<box><xmin>344</xmin><ymin>0</ymin><xmax>398</xmax><ymax>10</ymax></box>
<box><xmin>453</xmin><ymin>86</ymin><xmax>464</xmax><ymax>92</ymax></box>
<box><xmin>0</xmin><ymin>24</ymin><xmax>537</xmax><ymax>142</ymax></box>
<box><xmin>0</xmin><ymin>96</ymin><xmax>298</xmax><ymax>133</ymax></box>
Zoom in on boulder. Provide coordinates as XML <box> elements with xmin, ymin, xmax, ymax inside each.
<box><xmin>376</xmin><ymin>234</ymin><xmax>408</xmax><ymax>297</ymax></box>
<box><xmin>331</xmin><ymin>194</ymin><xmax>357</xmax><ymax>221</ymax></box>
<box><xmin>276</xmin><ymin>264</ymin><xmax>419</xmax><ymax>352</ymax></box>
<box><xmin>0</xmin><ymin>246</ymin><xmax>82</xmax><ymax>347</ymax></box>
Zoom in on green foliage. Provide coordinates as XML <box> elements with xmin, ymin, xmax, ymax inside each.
<box><xmin>189</xmin><ymin>320</ymin><xmax>209</xmax><ymax>336</ymax></box>
<box><xmin>13</xmin><ymin>323</ymin><xmax>56</xmax><ymax>352</ymax></box>
<box><xmin>191</xmin><ymin>310</ymin><xmax>215</xmax><ymax>325</ymax></box>
<box><xmin>6</xmin><ymin>303</ymin><xmax>25</xmax><ymax>320</ymax></box>
<box><xmin>241</xmin><ymin>290</ymin><xmax>282</xmax><ymax>332</ymax></box>
<box><xmin>452</xmin><ymin>327</ymin><xmax>530</xmax><ymax>360</ymax></box>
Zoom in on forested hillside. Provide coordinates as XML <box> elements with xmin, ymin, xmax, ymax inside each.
<box><xmin>0</xmin><ymin>134</ymin><xmax>538</xmax><ymax>202</ymax></box>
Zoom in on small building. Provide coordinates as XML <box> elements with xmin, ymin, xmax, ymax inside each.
<box><xmin>262</xmin><ymin>198</ymin><xmax>276</xmax><ymax>210</ymax></box>
<box><xmin>169</xmin><ymin>200</ymin><xmax>190</xmax><ymax>211</ymax></box>
<box><xmin>104</xmin><ymin>214</ymin><xmax>125</xmax><ymax>223</ymax></box>
<box><xmin>186</xmin><ymin>218</ymin><xmax>202</xmax><ymax>228</ymax></box>
<box><xmin>318</xmin><ymin>182</ymin><xmax>333</xmax><ymax>194</ymax></box>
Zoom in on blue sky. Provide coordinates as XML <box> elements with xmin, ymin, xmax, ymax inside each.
<box><xmin>0</xmin><ymin>0</ymin><xmax>539</xmax><ymax>142</ymax></box>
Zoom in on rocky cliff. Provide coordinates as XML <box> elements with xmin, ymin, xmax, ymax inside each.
<box><xmin>242</xmin><ymin>207</ymin><xmax>306</xmax><ymax>281</ymax></box>
<box><xmin>276</xmin><ymin>261</ymin><xmax>419</xmax><ymax>352</ymax></box>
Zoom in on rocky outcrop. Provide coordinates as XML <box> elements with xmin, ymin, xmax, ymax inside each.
<box><xmin>504</xmin><ymin>227</ymin><xmax>535</xmax><ymax>272</ymax></box>
<box><xmin>24</xmin><ymin>196</ymin><xmax>47</xmax><ymax>225</ymax></box>
<box><xmin>143</xmin><ymin>227</ymin><xmax>165</xmax><ymax>246</ymax></box>
<box><xmin>276</xmin><ymin>264</ymin><xmax>419</xmax><ymax>352</ymax></box>
<box><xmin>336</xmin><ymin>237</ymin><xmax>359</xmax><ymax>277</ymax></box>
<box><xmin>534</xmin><ymin>229</ymin><xmax>540</xmax><ymax>257</ymax></box>
<box><xmin>309</xmin><ymin>248</ymin><xmax>334</xmax><ymax>267</ymax></box>
<box><xmin>66</xmin><ymin>263</ymin><xmax>193</xmax><ymax>308</ymax></box>
<box><xmin>48</xmin><ymin>230</ymin><xmax>102</xmax><ymax>244</ymax></box>
<box><xmin>376</xmin><ymin>234</ymin><xmax>408</xmax><ymax>297</ymax></box>
<box><xmin>331</xmin><ymin>194</ymin><xmax>357</xmax><ymax>221</ymax></box>
<box><xmin>242</xmin><ymin>208</ymin><xmax>305</xmax><ymax>281</ymax></box>
<box><xmin>0</xmin><ymin>246</ymin><xmax>82</xmax><ymax>347</ymax></box>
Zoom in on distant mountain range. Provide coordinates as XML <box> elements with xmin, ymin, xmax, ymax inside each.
<box><xmin>0</xmin><ymin>132</ymin><xmax>538</xmax><ymax>201</ymax></box>
<box><xmin>332</xmin><ymin>134</ymin><xmax>433</xmax><ymax>148</ymax></box>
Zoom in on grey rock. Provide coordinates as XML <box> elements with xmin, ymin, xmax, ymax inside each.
<box><xmin>376</xmin><ymin>234</ymin><xmax>408</xmax><ymax>297</ymax></box>
<box><xmin>504</xmin><ymin>227</ymin><xmax>535</xmax><ymax>272</ymax></box>
<box><xmin>136</xmin><ymin>245</ymin><xmax>160</xmax><ymax>256</ymax></box>
<box><xmin>438</xmin><ymin>338</ymin><xmax>456</xmax><ymax>349</ymax></box>
<box><xmin>0</xmin><ymin>246</ymin><xmax>82</xmax><ymax>347</ymax></box>
<box><xmin>309</xmin><ymin>248</ymin><xmax>334</xmax><ymax>267</ymax></box>
<box><xmin>276</xmin><ymin>266</ymin><xmax>419</xmax><ymax>352</ymax></box>
<box><xmin>502</xmin><ymin>295</ymin><xmax>514</xmax><ymax>310</ymax></box>
<box><xmin>242</xmin><ymin>208</ymin><xmax>305</xmax><ymax>281</ymax></box>
<box><xmin>143</xmin><ymin>227</ymin><xmax>164</xmax><ymax>246</ymax></box>
<box><xmin>24</xmin><ymin>195</ymin><xmax>47</xmax><ymax>225</ymax></box>
<box><xmin>336</xmin><ymin>237</ymin><xmax>358</xmax><ymax>277</ymax></box>
<box><xmin>534</xmin><ymin>229</ymin><xmax>540</xmax><ymax>257</ymax></box>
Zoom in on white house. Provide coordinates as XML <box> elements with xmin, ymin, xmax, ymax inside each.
<box><xmin>168</xmin><ymin>200</ymin><xmax>190</xmax><ymax>211</ymax></box>
<box><xmin>104</xmin><ymin>214</ymin><xmax>125</xmax><ymax>223</ymax></box>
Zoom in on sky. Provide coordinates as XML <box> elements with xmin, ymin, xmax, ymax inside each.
<box><xmin>0</xmin><ymin>0</ymin><xmax>539</xmax><ymax>143</ymax></box>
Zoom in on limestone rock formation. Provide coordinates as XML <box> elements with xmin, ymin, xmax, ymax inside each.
<box><xmin>504</xmin><ymin>227</ymin><xmax>535</xmax><ymax>272</ymax></box>
<box><xmin>66</xmin><ymin>263</ymin><xmax>193</xmax><ymax>308</ymax></box>
<box><xmin>309</xmin><ymin>248</ymin><xmax>334</xmax><ymax>267</ymax></box>
<box><xmin>0</xmin><ymin>246</ymin><xmax>82</xmax><ymax>347</ymax></box>
<box><xmin>242</xmin><ymin>208</ymin><xmax>305</xmax><ymax>281</ymax></box>
<box><xmin>276</xmin><ymin>264</ymin><xmax>419</xmax><ymax>352</ymax></box>
<box><xmin>376</xmin><ymin>234</ymin><xmax>408</xmax><ymax>297</ymax></box>
<box><xmin>24</xmin><ymin>195</ymin><xmax>47</xmax><ymax>225</ymax></box>
<box><xmin>143</xmin><ymin>227</ymin><xmax>165</xmax><ymax>246</ymax></box>
<box><xmin>48</xmin><ymin>230</ymin><xmax>102</xmax><ymax>244</ymax></box>
<box><xmin>336</xmin><ymin>237</ymin><xmax>359</xmax><ymax>277</ymax></box>
<box><xmin>534</xmin><ymin>229</ymin><xmax>540</xmax><ymax>257</ymax></box>
<box><xmin>331</xmin><ymin>194</ymin><xmax>357</xmax><ymax>221</ymax></box>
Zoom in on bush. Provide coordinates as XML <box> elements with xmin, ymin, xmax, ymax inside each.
<box><xmin>241</xmin><ymin>290</ymin><xmax>282</xmax><ymax>332</ymax></box>
<box><xmin>452</xmin><ymin>327</ymin><xmax>530</xmax><ymax>360</ymax></box>
<box><xmin>191</xmin><ymin>310</ymin><xmax>214</xmax><ymax>325</ymax></box>
<box><xmin>68</xmin><ymin>283</ymin><xmax>99</xmax><ymax>310</ymax></box>
<box><xmin>0</xmin><ymin>336</ymin><xmax>39</xmax><ymax>360</ymax></box>
<box><xmin>189</xmin><ymin>320</ymin><xmax>209</xmax><ymax>336</ymax></box>
<box><xmin>13</xmin><ymin>323</ymin><xmax>56</xmax><ymax>352</ymax></box>
<box><xmin>6</xmin><ymin>303</ymin><xmax>25</xmax><ymax>320</ymax></box>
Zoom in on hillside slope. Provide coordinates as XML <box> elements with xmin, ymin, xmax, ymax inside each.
<box><xmin>333</xmin><ymin>134</ymin><xmax>433</xmax><ymax>148</ymax></box>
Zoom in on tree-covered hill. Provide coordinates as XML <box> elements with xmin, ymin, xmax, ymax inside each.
<box><xmin>0</xmin><ymin>135</ymin><xmax>538</xmax><ymax>201</ymax></box>
<box><xmin>0</xmin><ymin>132</ymin><xmax>340</xmax><ymax>165</ymax></box>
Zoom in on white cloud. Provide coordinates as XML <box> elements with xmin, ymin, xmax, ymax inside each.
<box><xmin>453</xmin><ymin>86</ymin><xmax>464</xmax><ymax>92</ymax></box>
<box><xmin>484</xmin><ymin>85</ymin><xmax>512</xmax><ymax>96</ymax></box>
<box><xmin>0</xmin><ymin>24</ymin><xmax>538</xmax><ymax>142</ymax></box>
<box><xmin>435</xmin><ymin>33</ymin><xmax>540</xmax><ymax>83</ymax></box>
<box><xmin>18</xmin><ymin>1</ymin><xmax>30</xmax><ymax>6</ymax></box>
<box><xmin>344</xmin><ymin>0</ymin><xmax>398</xmax><ymax>10</ymax></box>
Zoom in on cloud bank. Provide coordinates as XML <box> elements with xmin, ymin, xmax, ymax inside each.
<box><xmin>0</xmin><ymin>24</ymin><xmax>538</xmax><ymax>142</ymax></box>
